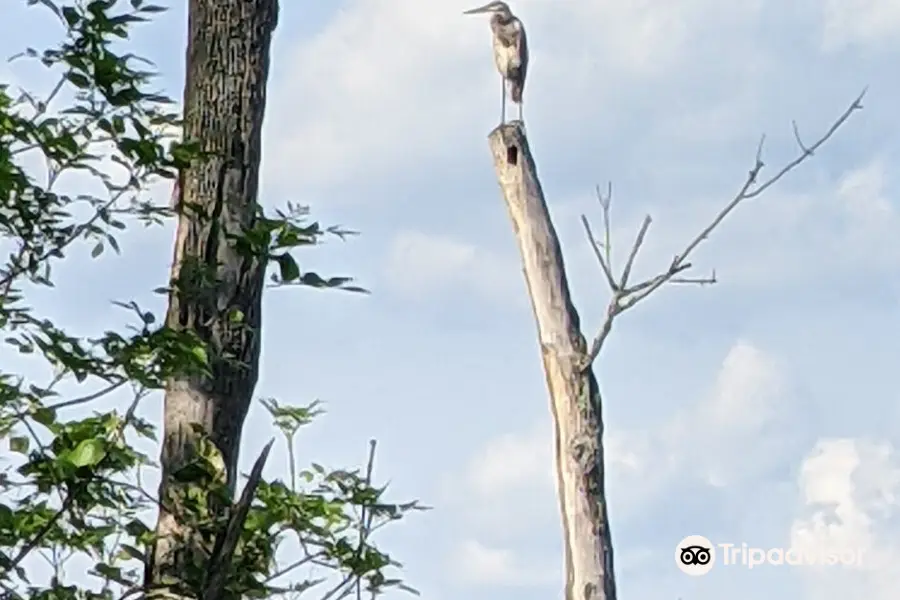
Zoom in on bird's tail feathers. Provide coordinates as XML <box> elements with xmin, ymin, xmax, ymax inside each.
<box><xmin>509</xmin><ymin>71</ymin><xmax>524</xmax><ymax>103</ymax></box>
<box><xmin>510</xmin><ymin>82</ymin><xmax>523</xmax><ymax>103</ymax></box>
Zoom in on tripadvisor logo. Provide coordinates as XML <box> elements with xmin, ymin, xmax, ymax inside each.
<box><xmin>675</xmin><ymin>535</ymin><xmax>863</xmax><ymax>575</ymax></box>
<box><xmin>676</xmin><ymin>535</ymin><xmax>715</xmax><ymax>576</ymax></box>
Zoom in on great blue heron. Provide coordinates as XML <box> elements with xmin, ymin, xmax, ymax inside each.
<box><xmin>464</xmin><ymin>1</ymin><xmax>528</xmax><ymax>124</ymax></box>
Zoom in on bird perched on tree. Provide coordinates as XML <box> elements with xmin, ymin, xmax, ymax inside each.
<box><xmin>464</xmin><ymin>1</ymin><xmax>528</xmax><ymax>125</ymax></box>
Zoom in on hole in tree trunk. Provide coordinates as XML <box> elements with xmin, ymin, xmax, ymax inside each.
<box><xmin>506</xmin><ymin>144</ymin><xmax>518</xmax><ymax>165</ymax></box>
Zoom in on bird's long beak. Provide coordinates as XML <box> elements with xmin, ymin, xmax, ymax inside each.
<box><xmin>463</xmin><ymin>3</ymin><xmax>494</xmax><ymax>14</ymax></box>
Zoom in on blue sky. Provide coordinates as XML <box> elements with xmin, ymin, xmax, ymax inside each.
<box><xmin>3</xmin><ymin>1</ymin><xmax>900</xmax><ymax>599</ymax></box>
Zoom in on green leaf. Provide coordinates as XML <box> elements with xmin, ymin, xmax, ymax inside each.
<box><xmin>67</xmin><ymin>72</ymin><xmax>91</xmax><ymax>89</ymax></box>
<box><xmin>61</xmin><ymin>5</ymin><xmax>79</xmax><ymax>26</ymax></box>
<box><xmin>32</xmin><ymin>407</ymin><xmax>57</xmax><ymax>426</ymax></box>
<box><xmin>117</xmin><ymin>543</ymin><xmax>145</xmax><ymax>561</ymax></box>
<box><xmin>171</xmin><ymin>462</ymin><xmax>209</xmax><ymax>483</ymax></box>
<box><xmin>63</xmin><ymin>438</ymin><xmax>107</xmax><ymax>468</ymax></box>
<box><xmin>300</xmin><ymin>272</ymin><xmax>325</xmax><ymax>287</ymax></box>
<box><xmin>191</xmin><ymin>345</ymin><xmax>208</xmax><ymax>365</ymax></box>
<box><xmin>123</xmin><ymin>519</ymin><xmax>149</xmax><ymax>538</ymax></box>
<box><xmin>276</xmin><ymin>253</ymin><xmax>300</xmax><ymax>282</ymax></box>
<box><xmin>91</xmin><ymin>242</ymin><xmax>104</xmax><ymax>258</ymax></box>
<box><xmin>9</xmin><ymin>436</ymin><xmax>29</xmax><ymax>454</ymax></box>
<box><xmin>91</xmin><ymin>562</ymin><xmax>129</xmax><ymax>585</ymax></box>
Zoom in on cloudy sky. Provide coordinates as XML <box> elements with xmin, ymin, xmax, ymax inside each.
<box><xmin>3</xmin><ymin>1</ymin><xmax>900</xmax><ymax>599</ymax></box>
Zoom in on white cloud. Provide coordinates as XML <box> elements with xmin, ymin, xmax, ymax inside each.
<box><xmin>565</xmin><ymin>0</ymin><xmax>762</xmax><ymax>75</ymax></box>
<box><xmin>440</xmin><ymin>421</ymin><xmax>557</xmax><ymax>535</ymax></box>
<box><xmin>383</xmin><ymin>230</ymin><xmax>517</xmax><ymax>302</ymax></box>
<box><xmin>820</xmin><ymin>0</ymin><xmax>900</xmax><ymax>51</ymax></box>
<box><xmin>607</xmin><ymin>340</ymin><xmax>788</xmax><ymax>500</ymax></box>
<box><xmin>266</xmin><ymin>0</ymin><xmax>486</xmax><ymax>190</ymax></box>
<box><xmin>836</xmin><ymin>159</ymin><xmax>893</xmax><ymax>226</ymax></box>
<box><xmin>463</xmin><ymin>424</ymin><xmax>552</xmax><ymax>499</ymax></box>
<box><xmin>790</xmin><ymin>438</ymin><xmax>900</xmax><ymax>599</ymax></box>
<box><xmin>704</xmin><ymin>341</ymin><xmax>783</xmax><ymax>433</ymax></box>
<box><xmin>691</xmin><ymin>342</ymin><xmax>786</xmax><ymax>485</ymax></box>
<box><xmin>764</xmin><ymin>158</ymin><xmax>900</xmax><ymax>283</ymax></box>
<box><xmin>452</xmin><ymin>539</ymin><xmax>557</xmax><ymax>586</ymax></box>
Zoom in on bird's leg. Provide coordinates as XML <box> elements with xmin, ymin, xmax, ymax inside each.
<box><xmin>517</xmin><ymin>101</ymin><xmax>522</xmax><ymax>123</ymax></box>
<box><xmin>500</xmin><ymin>76</ymin><xmax>507</xmax><ymax>124</ymax></box>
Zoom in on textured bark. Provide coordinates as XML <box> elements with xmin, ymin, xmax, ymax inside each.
<box><xmin>487</xmin><ymin>123</ymin><xmax>617</xmax><ymax>600</ymax></box>
<box><xmin>147</xmin><ymin>0</ymin><xmax>278</xmax><ymax>595</ymax></box>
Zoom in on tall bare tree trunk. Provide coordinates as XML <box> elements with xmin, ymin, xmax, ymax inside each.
<box><xmin>147</xmin><ymin>0</ymin><xmax>279</xmax><ymax>595</ymax></box>
<box><xmin>486</xmin><ymin>123</ymin><xmax>617</xmax><ymax>600</ymax></box>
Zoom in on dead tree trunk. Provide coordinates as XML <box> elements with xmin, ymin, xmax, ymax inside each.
<box><xmin>147</xmin><ymin>0</ymin><xmax>279</xmax><ymax>595</ymax></box>
<box><xmin>482</xmin><ymin>91</ymin><xmax>862</xmax><ymax>600</ymax></box>
<box><xmin>487</xmin><ymin>123</ymin><xmax>617</xmax><ymax>600</ymax></box>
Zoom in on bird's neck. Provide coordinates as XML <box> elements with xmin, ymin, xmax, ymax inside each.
<box><xmin>491</xmin><ymin>12</ymin><xmax>516</xmax><ymax>26</ymax></box>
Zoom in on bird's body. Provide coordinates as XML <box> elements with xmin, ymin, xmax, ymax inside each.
<box><xmin>465</xmin><ymin>1</ymin><xmax>529</xmax><ymax>124</ymax></box>
<box><xmin>490</xmin><ymin>11</ymin><xmax>527</xmax><ymax>104</ymax></box>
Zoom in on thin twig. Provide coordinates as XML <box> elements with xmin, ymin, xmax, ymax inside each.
<box><xmin>597</xmin><ymin>183</ymin><xmax>613</xmax><ymax>268</ymax></box>
<box><xmin>619</xmin><ymin>262</ymin><xmax>692</xmax><ymax>310</ymax></box>
<box><xmin>670</xmin><ymin>270</ymin><xmax>717</xmax><ymax>285</ymax></box>
<box><xmin>618</xmin><ymin>215</ymin><xmax>652</xmax><ymax>289</ymax></box>
<box><xmin>262</xmin><ymin>552</ymin><xmax>326</xmax><ymax>584</ymax></box>
<box><xmin>581</xmin><ymin>216</ymin><xmax>617</xmax><ymax>291</ymax></box>
<box><xmin>792</xmin><ymin>120</ymin><xmax>811</xmax><ymax>156</ymax></box>
<box><xmin>355</xmin><ymin>440</ymin><xmax>378</xmax><ymax>600</ymax></box>
<box><xmin>45</xmin><ymin>379</ymin><xmax>127</xmax><ymax>411</ymax></box>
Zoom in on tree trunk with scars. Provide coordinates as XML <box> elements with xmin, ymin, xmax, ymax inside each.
<box><xmin>147</xmin><ymin>0</ymin><xmax>279</xmax><ymax>596</ymax></box>
<box><xmin>486</xmin><ymin>123</ymin><xmax>617</xmax><ymax>600</ymax></box>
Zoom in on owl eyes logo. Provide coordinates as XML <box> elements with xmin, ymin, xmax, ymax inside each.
<box><xmin>681</xmin><ymin>545</ymin><xmax>711</xmax><ymax>565</ymax></box>
<box><xmin>676</xmin><ymin>535</ymin><xmax>716</xmax><ymax>575</ymax></box>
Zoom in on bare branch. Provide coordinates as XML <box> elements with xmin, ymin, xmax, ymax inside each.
<box><xmin>792</xmin><ymin>120</ymin><xmax>811</xmax><ymax>156</ymax></box>
<box><xmin>597</xmin><ymin>182</ymin><xmax>613</xmax><ymax>268</ymax></box>
<box><xmin>203</xmin><ymin>439</ymin><xmax>275</xmax><ymax>600</ymax></box>
<box><xmin>355</xmin><ymin>439</ymin><xmax>378</xmax><ymax>600</ymax></box>
<box><xmin>581</xmin><ymin>215</ymin><xmax>617</xmax><ymax>291</ymax></box>
<box><xmin>671</xmin><ymin>269</ymin><xmax>717</xmax><ymax>286</ymax></box>
<box><xmin>580</xmin><ymin>89</ymin><xmax>866</xmax><ymax>369</ymax></box>
<box><xmin>677</xmin><ymin>88</ymin><xmax>865</xmax><ymax>264</ymax></box>
<box><xmin>583</xmin><ymin>302</ymin><xmax>616</xmax><ymax>369</ymax></box>
<box><xmin>618</xmin><ymin>215</ymin><xmax>652</xmax><ymax>289</ymax></box>
<box><xmin>618</xmin><ymin>262</ymin><xmax>691</xmax><ymax>311</ymax></box>
<box><xmin>45</xmin><ymin>379</ymin><xmax>127</xmax><ymax>411</ymax></box>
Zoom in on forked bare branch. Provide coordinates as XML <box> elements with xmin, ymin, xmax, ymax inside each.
<box><xmin>581</xmin><ymin>88</ymin><xmax>866</xmax><ymax>369</ymax></box>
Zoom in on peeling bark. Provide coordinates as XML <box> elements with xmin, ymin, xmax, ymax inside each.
<box><xmin>486</xmin><ymin>123</ymin><xmax>617</xmax><ymax>600</ymax></box>
<box><xmin>147</xmin><ymin>0</ymin><xmax>279</xmax><ymax>595</ymax></box>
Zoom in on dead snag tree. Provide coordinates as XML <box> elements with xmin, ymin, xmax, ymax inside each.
<box><xmin>147</xmin><ymin>0</ymin><xmax>279</xmax><ymax>595</ymax></box>
<box><xmin>485</xmin><ymin>90</ymin><xmax>864</xmax><ymax>600</ymax></box>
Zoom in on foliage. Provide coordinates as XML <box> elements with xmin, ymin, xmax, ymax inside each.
<box><xmin>0</xmin><ymin>1</ymin><xmax>421</xmax><ymax>599</ymax></box>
